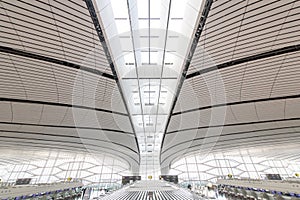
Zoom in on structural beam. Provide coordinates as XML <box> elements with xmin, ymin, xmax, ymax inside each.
<box><xmin>0</xmin><ymin>121</ymin><xmax>133</xmax><ymax>134</ymax></box>
<box><xmin>0</xmin><ymin>97</ymin><xmax>128</xmax><ymax>116</ymax></box>
<box><xmin>167</xmin><ymin>117</ymin><xmax>300</xmax><ymax>134</ymax></box>
<box><xmin>187</xmin><ymin>44</ymin><xmax>300</xmax><ymax>79</ymax></box>
<box><xmin>172</xmin><ymin>94</ymin><xmax>300</xmax><ymax>116</ymax></box>
<box><xmin>160</xmin><ymin>0</ymin><xmax>213</xmax><ymax>160</ymax></box>
<box><xmin>162</xmin><ymin>124</ymin><xmax>300</xmax><ymax>154</ymax></box>
<box><xmin>0</xmin><ymin>46</ymin><xmax>114</xmax><ymax>80</ymax></box>
<box><xmin>85</xmin><ymin>0</ymin><xmax>140</xmax><ymax>155</ymax></box>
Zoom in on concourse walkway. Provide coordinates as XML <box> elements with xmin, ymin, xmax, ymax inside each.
<box><xmin>100</xmin><ymin>181</ymin><xmax>201</xmax><ymax>200</ymax></box>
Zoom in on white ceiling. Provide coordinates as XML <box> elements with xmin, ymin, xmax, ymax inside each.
<box><xmin>161</xmin><ymin>0</ymin><xmax>300</xmax><ymax>169</ymax></box>
<box><xmin>0</xmin><ymin>0</ymin><xmax>299</xmax><ymax>175</ymax></box>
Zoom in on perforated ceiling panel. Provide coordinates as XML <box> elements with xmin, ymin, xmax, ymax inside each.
<box><xmin>0</xmin><ymin>0</ymin><xmax>112</xmax><ymax>75</ymax></box>
<box><xmin>0</xmin><ymin>0</ymin><xmax>299</xmax><ymax>178</ymax></box>
<box><xmin>162</xmin><ymin>0</ymin><xmax>300</xmax><ymax>169</ymax></box>
<box><xmin>0</xmin><ymin>0</ymin><xmax>139</xmax><ymax>171</ymax></box>
<box><xmin>189</xmin><ymin>0</ymin><xmax>300</xmax><ymax>73</ymax></box>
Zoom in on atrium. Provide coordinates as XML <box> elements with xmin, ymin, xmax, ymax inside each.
<box><xmin>0</xmin><ymin>0</ymin><xmax>299</xmax><ymax>199</ymax></box>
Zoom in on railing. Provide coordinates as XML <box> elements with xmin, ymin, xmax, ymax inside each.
<box><xmin>217</xmin><ymin>178</ymin><xmax>300</xmax><ymax>194</ymax></box>
<box><xmin>98</xmin><ymin>180</ymin><xmax>198</xmax><ymax>200</ymax></box>
<box><xmin>0</xmin><ymin>181</ymin><xmax>83</xmax><ymax>199</ymax></box>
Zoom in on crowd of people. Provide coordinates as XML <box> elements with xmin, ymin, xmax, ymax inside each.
<box><xmin>187</xmin><ymin>183</ymin><xmax>220</xmax><ymax>199</ymax></box>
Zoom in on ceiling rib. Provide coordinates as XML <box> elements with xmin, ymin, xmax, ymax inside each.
<box><xmin>0</xmin><ymin>46</ymin><xmax>114</xmax><ymax>80</ymax></box>
<box><xmin>172</xmin><ymin>93</ymin><xmax>300</xmax><ymax>116</ymax></box>
<box><xmin>0</xmin><ymin>129</ymin><xmax>137</xmax><ymax>152</ymax></box>
<box><xmin>125</xmin><ymin>0</ymin><xmax>146</xmax><ymax>141</ymax></box>
<box><xmin>164</xmin><ymin>140</ymin><xmax>300</xmax><ymax>166</ymax></box>
<box><xmin>0</xmin><ymin>121</ymin><xmax>133</xmax><ymax>134</ymax></box>
<box><xmin>0</xmin><ymin>135</ymin><xmax>138</xmax><ymax>160</ymax></box>
<box><xmin>162</xmin><ymin>126</ymin><xmax>300</xmax><ymax>154</ymax></box>
<box><xmin>153</xmin><ymin>0</ymin><xmax>172</xmax><ymax>136</ymax></box>
<box><xmin>0</xmin><ymin>140</ymin><xmax>137</xmax><ymax>166</ymax></box>
<box><xmin>187</xmin><ymin>44</ymin><xmax>300</xmax><ymax>79</ymax></box>
<box><xmin>166</xmin><ymin>117</ymin><xmax>300</xmax><ymax>134</ymax></box>
<box><xmin>85</xmin><ymin>0</ymin><xmax>140</xmax><ymax>156</ymax></box>
<box><xmin>160</xmin><ymin>0</ymin><xmax>213</xmax><ymax>161</ymax></box>
<box><xmin>0</xmin><ymin>97</ymin><xmax>127</xmax><ymax>116</ymax></box>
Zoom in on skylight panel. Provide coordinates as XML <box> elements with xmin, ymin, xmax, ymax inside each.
<box><xmin>96</xmin><ymin>0</ymin><xmax>204</xmax><ymax>180</ymax></box>
<box><xmin>137</xmin><ymin>0</ymin><xmax>149</xmax><ymax>19</ymax></box>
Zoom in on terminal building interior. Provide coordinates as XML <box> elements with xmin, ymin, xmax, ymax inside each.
<box><xmin>0</xmin><ymin>0</ymin><xmax>300</xmax><ymax>199</ymax></box>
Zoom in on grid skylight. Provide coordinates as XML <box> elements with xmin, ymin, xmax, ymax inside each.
<box><xmin>96</xmin><ymin>0</ymin><xmax>204</xmax><ymax>179</ymax></box>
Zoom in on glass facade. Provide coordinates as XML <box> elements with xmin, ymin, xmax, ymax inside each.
<box><xmin>0</xmin><ymin>152</ymin><xmax>131</xmax><ymax>188</ymax></box>
<box><xmin>169</xmin><ymin>153</ymin><xmax>300</xmax><ymax>185</ymax></box>
<box><xmin>3</xmin><ymin>151</ymin><xmax>298</xmax><ymax>187</ymax></box>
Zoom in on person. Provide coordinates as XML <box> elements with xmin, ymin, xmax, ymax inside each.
<box><xmin>192</xmin><ymin>192</ymin><xmax>200</xmax><ymax>200</ymax></box>
<box><xmin>206</xmin><ymin>185</ymin><xmax>217</xmax><ymax>199</ymax></box>
<box><xmin>188</xmin><ymin>184</ymin><xmax>192</xmax><ymax>190</ymax></box>
<box><xmin>148</xmin><ymin>191</ymin><xmax>154</xmax><ymax>200</ymax></box>
<box><xmin>99</xmin><ymin>188</ymin><xmax>105</xmax><ymax>196</ymax></box>
<box><xmin>82</xmin><ymin>188</ymin><xmax>86</xmax><ymax>197</ymax></box>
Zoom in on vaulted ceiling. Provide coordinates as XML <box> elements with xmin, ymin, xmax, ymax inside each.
<box><xmin>161</xmin><ymin>0</ymin><xmax>300</xmax><ymax>169</ymax></box>
<box><xmin>0</xmin><ymin>0</ymin><xmax>299</xmax><ymax>174</ymax></box>
<box><xmin>0</xmin><ymin>0</ymin><xmax>138</xmax><ymax>171</ymax></box>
